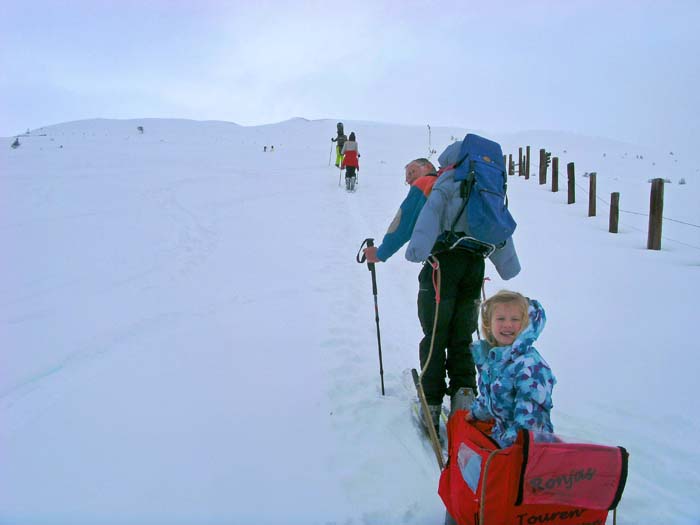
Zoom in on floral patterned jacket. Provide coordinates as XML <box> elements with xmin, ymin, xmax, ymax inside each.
<box><xmin>470</xmin><ymin>299</ymin><xmax>556</xmax><ymax>447</ymax></box>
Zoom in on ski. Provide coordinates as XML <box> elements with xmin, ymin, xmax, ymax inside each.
<box><xmin>410</xmin><ymin>398</ymin><xmax>448</xmax><ymax>447</ymax></box>
<box><xmin>402</xmin><ymin>368</ymin><xmax>447</xmax><ymax>468</ymax></box>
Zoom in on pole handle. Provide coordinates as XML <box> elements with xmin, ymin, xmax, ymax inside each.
<box><xmin>356</xmin><ymin>238</ymin><xmax>375</xmax><ymax>270</ymax></box>
<box><xmin>357</xmin><ymin>238</ymin><xmax>378</xmax><ymax>295</ymax></box>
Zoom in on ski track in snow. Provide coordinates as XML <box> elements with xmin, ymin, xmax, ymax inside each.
<box><xmin>318</xmin><ymin>165</ymin><xmax>448</xmax><ymax>523</ymax></box>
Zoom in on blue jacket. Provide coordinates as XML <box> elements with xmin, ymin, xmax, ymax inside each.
<box><xmin>375</xmin><ymin>175</ymin><xmax>438</xmax><ymax>261</ymax></box>
<box><xmin>405</xmin><ymin>141</ymin><xmax>520</xmax><ymax>280</ymax></box>
<box><xmin>470</xmin><ymin>299</ymin><xmax>556</xmax><ymax>447</ymax></box>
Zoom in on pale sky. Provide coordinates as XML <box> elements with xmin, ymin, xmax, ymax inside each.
<box><xmin>2</xmin><ymin>0</ymin><xmax>699</xmax><ymax>153</ymax></box>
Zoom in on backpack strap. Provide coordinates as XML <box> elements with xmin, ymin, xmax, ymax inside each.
<box><xmin>436</xmin><ymin>163</ymin><xmax>455</xmax><ymax>177</ymax></box>
<box><xmin>450</xmin><ymin>160</ymin><xmax>475</xmax><ymax>233</ymax></box>
<box><xmin>434</xmin><ymin>161</ymin><xmax>471</xmax><ymax>234</ymax></box>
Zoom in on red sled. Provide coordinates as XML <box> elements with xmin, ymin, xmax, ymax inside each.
<box><xmin>439</xmin><ymin>410</ymin><xmax>629</xmax><ymax>525</ymax></box>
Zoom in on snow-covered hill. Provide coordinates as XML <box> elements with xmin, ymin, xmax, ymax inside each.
<box><xmin>2</xmin><ymin>118</ymin><xmax>698</xmax><ymax>524</ymax></box>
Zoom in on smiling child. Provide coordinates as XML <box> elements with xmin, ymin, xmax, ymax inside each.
<box><xmin>469</xmin><ymin>290</ymin><xmax>556</xmax><ymax>447</ymax></box>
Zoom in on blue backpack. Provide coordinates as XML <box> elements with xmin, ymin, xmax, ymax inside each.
<box><xmin>447</xmin><ymin>134</ymin><xmax>516</xmax><ymax>247</ymax></box>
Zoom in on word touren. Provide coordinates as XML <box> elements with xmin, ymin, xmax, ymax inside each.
<box><xmin>516</xmin><ymin>508</ymin><xmax>602</xmax><ymax>525</ymax></box>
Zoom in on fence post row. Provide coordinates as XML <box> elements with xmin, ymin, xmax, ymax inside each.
<box><xmin>512</xmin><ymin>149</ymin><xmax>668</xmax><ymax>251</ymax></box>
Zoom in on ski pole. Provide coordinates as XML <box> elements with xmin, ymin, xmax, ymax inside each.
<box><xmin>328</xmin><ymin>140</ymin><xmax>333</xmax><ymax>166</ymax></box>
<box><xmin>356</xmin><ymin>238</ymin><xmax>385</xmax><ymax>395</ymax></box>
<box><xmin>338</xmin><ymin>165</ymin><xmax>342</xmax><ymax>187</ymax></box>
<box><xmin>427</xmin><ymin>124</ymin><xmax>432</xmax><ymax>157</ymax></box>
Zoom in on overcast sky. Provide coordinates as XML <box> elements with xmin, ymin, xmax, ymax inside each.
<box><xmin>2</xmin><ymin>0</ymin><xmax>698</xmax><ymax>153</ymax></box>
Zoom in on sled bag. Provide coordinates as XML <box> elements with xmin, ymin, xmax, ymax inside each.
<box><xmin>439</xmin><ymin>411</ymin><xmax>628</xmax><ymax>525</ymax></box>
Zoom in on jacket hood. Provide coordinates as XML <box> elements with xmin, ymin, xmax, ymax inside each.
<box><xmin>438</xmin><ymin>141</ymin><xmax>463</xmax><ymax>168</ymax></box>
<box><xmin>472</xmin><ymin>299</ymin><xmax>546</xmax><ymax>366</ymax></box>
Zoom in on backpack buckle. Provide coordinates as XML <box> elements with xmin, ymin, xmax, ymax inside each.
<box><xmin>447</xmin><ymin>235</ymin><xmax>496</xmax><ymax>258</ymax></box>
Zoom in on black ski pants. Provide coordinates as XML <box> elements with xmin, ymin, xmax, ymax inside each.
<box><xmin>417</xmin><ymin>249</ymin><xmax>484</xmax><ymax>406</ymax></box>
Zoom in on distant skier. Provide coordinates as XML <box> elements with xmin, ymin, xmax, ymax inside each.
<box><xmin>331</xmin><ymin>122</ymin><xmax>347</xmax><ymax>168</ymax></box>
<box><xmin>341</xmin><ymin>132</ymin><xmax>360</xmax><ymax>191</ymax></box>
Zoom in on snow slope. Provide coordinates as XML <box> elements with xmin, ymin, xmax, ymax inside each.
<box><xmin>1</xmin><ymin>118</ymin><xmax>699</xmax><ymax>524</ymax></box>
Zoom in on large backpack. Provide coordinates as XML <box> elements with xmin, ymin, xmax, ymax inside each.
<box><xmin>447</xmin><ymin>134</ymin><xmax>516</xmax><ymax>247</ymax></box>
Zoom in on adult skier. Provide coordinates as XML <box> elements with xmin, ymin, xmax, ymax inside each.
<box><xmin>331</xmin><ymin>122</ymin><xmax>347</xmax><ymax>168</ymax></box>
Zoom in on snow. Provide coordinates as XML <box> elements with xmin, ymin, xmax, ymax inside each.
<box><xmin>1</xmin><ymin>118</ymin><xmax>699</xmax><ymax>524</ymax></box>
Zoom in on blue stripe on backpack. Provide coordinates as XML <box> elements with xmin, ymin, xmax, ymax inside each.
<box><xmin>452</xmin><ymin>134</ymin><xmax>517</xmax><ymax>246</ymax></box>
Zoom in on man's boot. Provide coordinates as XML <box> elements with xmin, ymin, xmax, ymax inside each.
<box><xmin>450</xmin><ymin>387</ymin><xmax>475</xmax><ymax>417</ymax></box>
<box><xmin>421</xmin><ymin>404</ymin><xmax>443</xmax><ymax>443</ymax></box>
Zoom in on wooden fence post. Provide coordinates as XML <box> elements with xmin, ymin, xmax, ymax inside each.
<box><xmin>609</xmin><ymin>192</ymin><xmax>619</xmax><ymax>233</ymax></box>
<box><xmin>539</xmin><ymin>148</ymin><xmax>546</xmax><ymax>184</ymax></box>
<box><xmin>552</xmin><ymin>157</ymin><xmax>559</xmax><ymax>192</ymax></box>
<box><xmin>525</xmin><ymin>146</ymin><xmax>531</xmax><ymax>180</ymax></box>
<box><xmin>588</xmin><ymin>172</ymin><xmax>597</xmax><ymax>216</ymax></box>
<box><xmin>518</xmin><ymin>147</ymin><xmax>523</xmax><ymax>177</ymax></box>
<box><xmin>567</xmin><ymin>162</ymin><xmax>575</xmax><ymax>204</ymax></box>
<box><xmin>508</xmin><ymin>154</ymin><xmax>513</xmax><ymax>175</ymax></box>
<box><xmin>647</xmin><ymin>178</ymin><xmax>664</xmax><ymax>250</ymax></box>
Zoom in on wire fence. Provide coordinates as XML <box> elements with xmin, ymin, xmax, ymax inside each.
<box><xmin>522</xmin><ymin>159</ymin><xmax>700</xmax><ymax>251</ymax></box>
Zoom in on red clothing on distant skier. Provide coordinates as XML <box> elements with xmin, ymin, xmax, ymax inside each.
<box><xmin>341</xmin><ymin>140</ymin><xmax>359</xmax><ymax>169</ymax></box>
